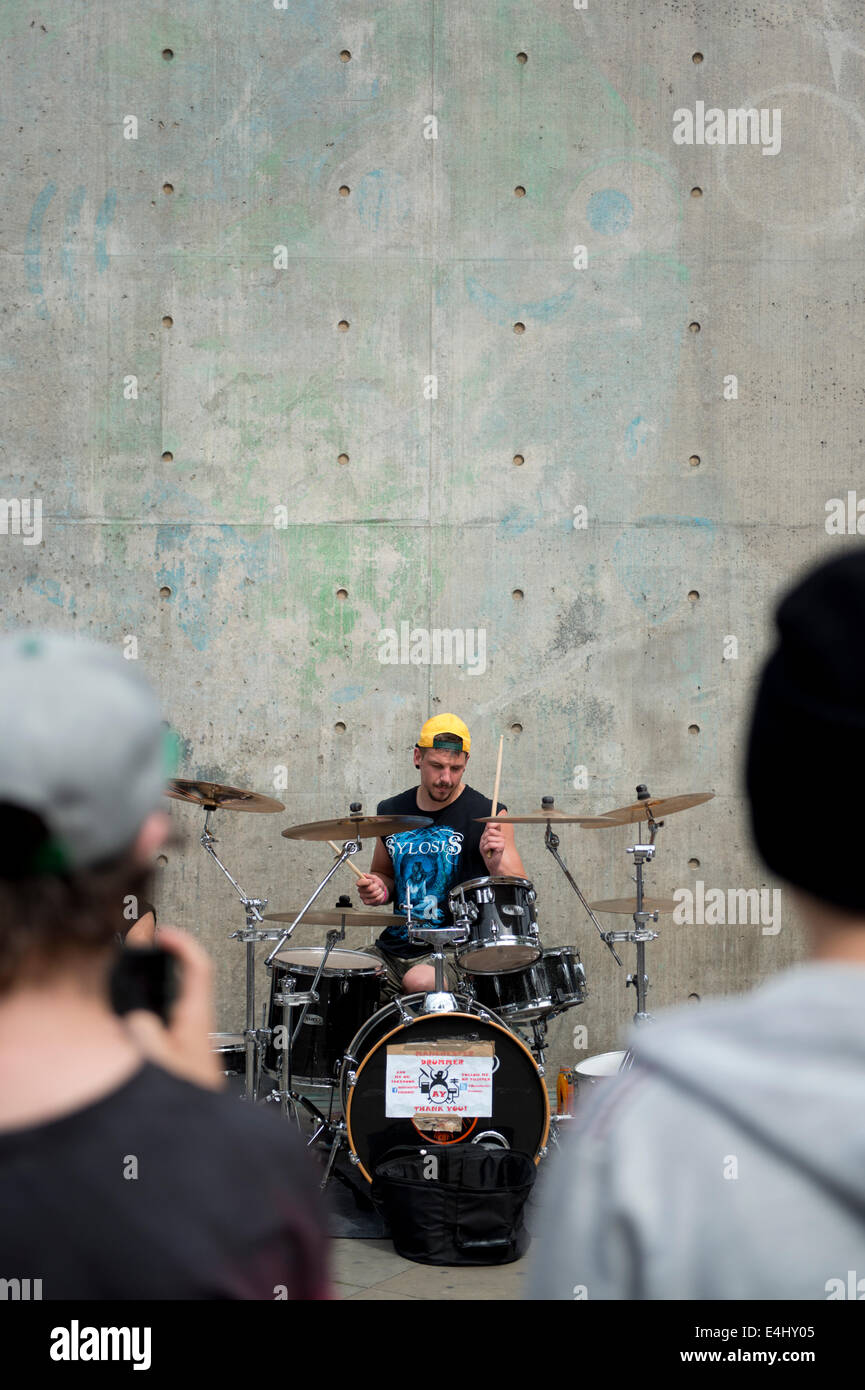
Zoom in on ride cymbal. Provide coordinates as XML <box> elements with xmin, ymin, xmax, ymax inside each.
<box><xmin>282</xmin><ymin>814</ymin><xmax>432</xmax><ymax>842</ymax></box>
<box><xmin>166</xmin><ymin>779</ymin><xmax>286</xmax><ymax>813</ymax></box>
<box><xmin>263</xmin><ymin>908</ymin><xmax>405</xmax><ymax>927</ymax></box>
<box><xmin>588</xmin><ymin>792</ymin><xmax>715</xmax><ymax>826</ymax></box>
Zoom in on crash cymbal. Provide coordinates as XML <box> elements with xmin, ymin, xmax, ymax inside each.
<box><xmin>263</xmin><ymin>908</ymin><xmax>405</xmax><ymax>927</ymax></box>
<box><xmin>476</xmin><ymin>810</ymin><xmax>617</xmax><ymax>827</ymax></box>
<box><xmin>589</xmin><ymin>896</ymin><xmax>679</xmax><ymax>914</ymax></box>
<box><xmin>166</xmin><ymin>779</ymin><xmax>286</xmax><ymax>813</ymax></box>
<box><xmin>588</xmin><ymin>792</ymin><xmax>715</xmax><ymax>826</ymax></box>
<box><xmin>282</xmin><ymin>814</ymin><xmax>432</xmax><ymax>842</ymax></box>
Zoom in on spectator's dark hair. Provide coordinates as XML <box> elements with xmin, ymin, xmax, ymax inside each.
<box><xmin>0</xmin><ymin>804</ymin><xmax>153</xmax><ymax>994</ymax></box>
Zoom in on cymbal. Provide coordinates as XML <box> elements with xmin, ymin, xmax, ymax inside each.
<box><xmin>476</xmin><ymin>810</ymin><xmax>617</xmax><ymax>826</ymax></box>
<box><xmin>589</xmin><ymin>896</ymin><xmax>679</xmax><ymax>914</ymax></box>
<box><xmin>588</xmin><ymin>792</ymin><xmax>715</xmax><ymax>826</ymax></box>
<box><xmin>282</xmin><ymin>814</ymin><xmax>432</xmax><ymax>842</ymax></box>
<box><xmin>263</xmin><ymin>908</ymin><xmax>405</xmax><ymax>927</ymax></box>
<box><xmin>166</xmin><ymin>779</ymin><xmax>286</xmax><ymax>813</ymax></box>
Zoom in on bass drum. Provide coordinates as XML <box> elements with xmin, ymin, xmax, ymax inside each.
<box><xmin>341</xmin><ymin>994</ymin><xmax>550</xmax><ymax>1183</ymax></box>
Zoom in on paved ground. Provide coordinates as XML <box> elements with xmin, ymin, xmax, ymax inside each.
<box><xmin>330</xmin><ymin>1237</ymin><xmax>530</xmax><ymax>1300</ymax></box>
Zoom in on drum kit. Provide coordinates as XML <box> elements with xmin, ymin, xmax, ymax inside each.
<box><xmin>166</xmin><ymin>777</ymin><xmax>713</xmax><ymax>1191</ymax></box>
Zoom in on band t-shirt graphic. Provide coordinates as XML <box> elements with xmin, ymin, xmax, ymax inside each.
<box><xmin>374</xmin><ymin>785</ymin><xmax>506</xmax><ymax>956</ymax></box>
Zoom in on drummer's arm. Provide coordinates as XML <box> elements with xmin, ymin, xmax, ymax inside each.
<box><xmin>357</xmin><ymin>839</ymin><xmax>395</xmax><ymax>905</ymax></box>
<box><xmin>480</xmin><ymin>811</ymin><xmax>525</xmax><ymax>877</ymax></box>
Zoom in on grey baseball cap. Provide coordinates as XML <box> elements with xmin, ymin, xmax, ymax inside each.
<box><xmin>0</xmin><ymin>631</ymin><xmax>169</xmax><ymax>870</ymax></box>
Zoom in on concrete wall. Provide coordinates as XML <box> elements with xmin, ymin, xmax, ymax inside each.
<box><xmin>3</xmin><ymin>0</ymin><xmax>865</xmax><ymax>1092</ymax></box>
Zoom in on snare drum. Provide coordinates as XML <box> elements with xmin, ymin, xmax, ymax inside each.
<box><xmin>448</xmin><ymin>875</ymin><xmax>542</xmax><ymax>974</ymax></box>
<box><xmin>573</xmin><ymin>1050</ymin><xmax>628</xmax><ymax>1093</ymax></box>
<box><xmin>341</xmin><ymin>994</ymin><xmax>549</xmax><ymax>1182</ymax></box>
<box><xmin>461</xmin><ymin>946</ymin><xmax>587</xmax><ymax>1022</ymax></box>
<box><xmin>264</xmin><ymin>947</ymin><xmax>384</xmax><ymax>1086</ymax></box>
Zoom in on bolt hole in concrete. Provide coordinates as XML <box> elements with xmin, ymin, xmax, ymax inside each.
<box><xmin>513</xmin><ymin>322</ymin><xmax>525</xmax><ymax>334</ymax></box>
<box><xmin>339</xmin><ymin>185</ymin><xmax>350</xmax><ymax>196</ymax></box>
<box><xmin>337</xmin><ymin>320</ymin><xmax>350</xmax><ymax>332</ymax></box>
<box><xmin>688</xmin><ymin>724</ymin><xmax>700</xmax><ymax>735</ymax></box>
<box><xmin>513</xmin><ymin>454</ymin><xmax>524</xmax><ymax>466</ymax></box>
<box><xmin>512</xmin><ymin>589</ymin><xmax>524</xmax><ymax>601</ymax></box>
<box><xmin>688</xmin><ymin>590</ymin><xmax>700</xmax><ymax>602</ymax></box>
<box><xmin>337</xmin><ymin>453</ymin><xmax>349</xmax><ymax>465</ymax></box>
<box><xmin>692</xmin><ymin>51</ymin><xmax>703</xmax><ymax>63</ymax></box>
<box><xmin>688</xmin><ymin>321</ymin><xmax>701</xmax><ymax>333</ymax></box>
<box><xmin>161</xmin><ymin>452</ymin><xmax>173</xmax><ymax>462</ymax></box>
<box><xmin>159</xmin><ymin>587</ymin><xmax>171</xmax><ymax>599</ymax></box>
<box><xmin>157</xmin><ymin>855</ymin><xmax>169</xmax><ymax>867</ymax></box>
<box><xmin>514</xmin><ymin>185</ymin><xmax>526</xmax><ymax>197</ymax></box>
<box><xmin>691</xmin><ymin>187</ymin><xmax>702</xmax><ymax>197</ymax></box>
<box><xmin>516</xmin><ymin>51</ymin><xmax>527</xmax><ymax>64</ymax></box>
<box><xmin>689</xmin><ymin>455</ymin><xmax>701</xmax><ymax>468</ymax></box>
<box><xmin>335</xmin><ymin>722</ymin><xmax>346</xmax><ymax>733</ymax></box>
<box><xmin>689</xmin><ymin>858</ymin><xmax>701</xmax><ymax>869</ymax></box>
<box><xmin>510</xmin><ymin>723</ymin><xmax>523</xmax><ymax>734</ymax></box>
<box><xmin>339</xmin><ymin>49</ymin><xmax>351</xmax><ymax>61</ymax></box>
<box><xmin>162</xmin><ymin>315</ymin><xmax>173</xmax><ymax>328</ymax></box>
<box><xmin>336</xmin><ymin>588</ymin><xmax>348</xmax><ymax>600</ymax></box>
<box><xmin>162</xmin><ymin>183</ymin><xmax>173</xmax><ymax>194</ymax></box>
<box><xmin>162</xmin><ymin>48</ymin><xmax>173</xmax><ymax>60</ymax></box>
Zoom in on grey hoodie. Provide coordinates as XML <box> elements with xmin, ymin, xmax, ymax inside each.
<box><xmin>527</xmin><ymin>960</ymin><xmax>865</xmax><ymax>1300</ymax></box>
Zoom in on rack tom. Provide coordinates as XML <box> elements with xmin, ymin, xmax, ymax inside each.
<box><xmin>461</xmin><ymin>946</ymin><xmax>587</xmax><ymax>1022</ymax></box>
<box><xmin>264</xmin><ymin>947</ymin><xmax>384</xmax><ymax>1086</ymax></box>
<box><xmin>448</xmin><ymin>875</ymin><xmax>542</xmax><ymax>974</ymax></box>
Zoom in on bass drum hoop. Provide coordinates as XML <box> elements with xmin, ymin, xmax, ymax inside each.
<box><xmin>344</xmin><ymin>1007</ymin><xmax>550</xmax><ymax>1183</ymax></box>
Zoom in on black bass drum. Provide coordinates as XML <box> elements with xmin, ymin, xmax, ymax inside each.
<box><xmin>341</xmin><ymin>994</ymin><xmax>550</xmax><ymax>1183</ymax></box>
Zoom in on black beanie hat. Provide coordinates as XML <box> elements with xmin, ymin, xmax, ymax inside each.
<box><xmin>746</xmin><ymin>547</ymin><xmax>865</xmax><ymax>911</ymax></box>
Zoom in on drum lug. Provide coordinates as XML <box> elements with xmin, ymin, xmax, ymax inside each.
<box><xmin>538</xmin><ymin>1146</ymin><xmax>548</xmax><ymax>1159</ymax></box>
<box><xmin>349</xmin><ymin>1152</ymin><xmax>360</xmax><ymax>1165</ymax></box>
<box><xmin>346</xmin><ymin>1069</ymin><xmax>357</xmax><ymax>1088</ymax></box>
<box><xmin>536</xmin><ymin>1064</ymin><xmax>545</xmax><ymax>1077</ymax></box>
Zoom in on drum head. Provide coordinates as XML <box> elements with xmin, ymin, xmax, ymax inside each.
<box><xmin>345</xmin><ymin>1009</ymin><xmax>549</xmax><ymax>1182</ymax></box>
<box><xmin>574</xmin><ymin>1050</ymin><xmax>627</xmax><ymax>1079</ymax></box>
<box><xmin>272</xmin><ymin>946</ymin><xmax>382</xmax><ymax>974</ymax></box>
<box><xmin>458</xmin><ymin>941</ymin><xmax>542</xmax><ymax>974</ymax></box>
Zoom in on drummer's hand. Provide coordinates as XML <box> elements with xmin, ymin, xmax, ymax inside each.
<box><xmin>357</xmin><ymin>873</ymin><xmax>390</xmax><ymax>906</ymax></box>
<box><xmin>122</xmin><ymin>925</ymin><xmax>225</xmax><ymax>1092</ymax></box>
<box><xmin>480</xmin><ymin>819</ymin><xmax>505</xmax><ymax>870</ymax></box>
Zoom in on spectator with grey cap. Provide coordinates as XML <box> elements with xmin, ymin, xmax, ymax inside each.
<box><xmin>528</xmin><ymin>549</ymin><xmax>865</xmax><ymax>1301</ymax></box>
<box><xmin>0</xmin><ymin>631</ymin><xmax>330</xmax><ymax>1299</ymax></box>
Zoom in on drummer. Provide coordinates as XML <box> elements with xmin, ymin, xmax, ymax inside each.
<box><xmin>357</xmin><ymin>715</ymin><xmax>526</xmax><ymax>999</ymax></box>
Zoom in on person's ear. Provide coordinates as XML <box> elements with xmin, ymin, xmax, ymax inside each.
<box><xmin>131</xmin><ymin>810</ymin><xmax>171</xmax><ymax>867</ymax></box>
<box><xmin>413</xmin><ymin>747</ymin><xmax>422</xmax><ymax>770</ymax></box>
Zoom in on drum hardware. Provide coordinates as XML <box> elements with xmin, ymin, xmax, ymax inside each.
<box><xmin>280</xmin><ymin>807</ymin><xmax>434</xmax><ymax>842</ymax></box>
<box><xmin>166</xmin><ymin>782</ymin><xmax>286</xmax><ymax>1106</ymax></box>
<box><xmin>589</xmin><ymin>785</ymin><xmax>715</xmax><ymax>828</ymax></box>
<box><xmin>536</xmin><ymin>800</ymin><xmax>624</xmax><ymax>967</ymax></box>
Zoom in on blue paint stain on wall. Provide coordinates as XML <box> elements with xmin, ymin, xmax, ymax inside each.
<box><xmin>357</xmin><ymin>169</ymin><xmax>386</xmax><ymax>230</ymax></box>
<box><xmin>332</xmin><ymin>685</ymin><xmax>365</xmax><ymax>702</ymax></box>
<box><xmin>94</xmin><ymin>190</ymin><xmax>117</xmax><ymax>272</ymax></box>
<box><xmin>625</xmin><ymin>415</ymin><xmax>650</xmax><ymax>457</ymax></box>
<box><xmin>154</xmin><ymin>526</ymin><xmax>277</xmax><ymax>651</ymax></box>
<box><xmin>498</xmin><ymin>509</ymin><xmax>536</xmax><ymax>537</ymax></box>
<box><xmin>586</xmin><ymin>189</ymin><xmax>633</xmax><ymax>235</ymax></box>
<box><xmin>612</xmin><ymin>515</ymin><xmax>716</xmax><ymax>626</ymax></box>
<box><xmin>465</xmin><ymin>275</ymin><xmax>576</xmax><ymax>326</ymax></box>
<box><xmin>24</xmin><ymin>575</ymin><xmax>68</xmax><ymax>610</ymax></box>
<box><xmin>26</xmin><ymin>183</ymin><xmax>56</xmax><ymax>320</ymax></box>
<box><xmin>61</xmin><ymin>186</ymin><xmax>86</xmax><ymax>323</ymax></box>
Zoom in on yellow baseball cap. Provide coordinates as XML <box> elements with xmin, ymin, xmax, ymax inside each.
<box><xmin>417</xmin><ymin>714</ymin><xmax>471</xmax><ymax>754</ymax></box>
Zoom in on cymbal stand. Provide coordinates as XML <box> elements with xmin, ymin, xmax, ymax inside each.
<box><xmin>543</xmin><ymin>816</ymin><xmax>623</xmax><ymax>967</ymax></box>
<box><xmin>200</xmin><ymin>807</ymin><xmax>275</xmax><ymax>1104</ymax></box>
<box><xmin>611</xmin><ymin>812</ymin><xmax>663</xmax><ymax>1069</ymax></box>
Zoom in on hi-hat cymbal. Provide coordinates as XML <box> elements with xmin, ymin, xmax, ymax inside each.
<box><xmin>476</xmin><ymin>809</ymin><xmax>617</xmax><ymax>826</ymax></box>
<box><xmin>282</xmin><ymin>814</ymin><xmax>432</xmax><ymax>842</ymax></box>
<box><xmin>587</xmin><ymin>792</ymin><xmax>715</xmax><ymax>826</ymax></box>
<box><xmin>263</xmin><ymin>908</ymin><xmax>405</xmax><ymax>927</ymax></box>
<box><xmin>589</xmin><ymin>896</ymin><xmax>679</xmax><ymax>914</ymax></box>
<box><xmin>166</xmin><ymin>779</ymin><xmax>286</xmax><ymax>813</ymax></box>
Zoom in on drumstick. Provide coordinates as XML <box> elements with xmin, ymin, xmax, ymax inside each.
<box><xmin>327</xmin><ymin>839</ymin><xmax>365</xmax><ymax>879</ymax></box>
<box><xmin>491</xmin><ymin>734</ymin><xmax>504</xmax><ymax>817</ymax></box>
